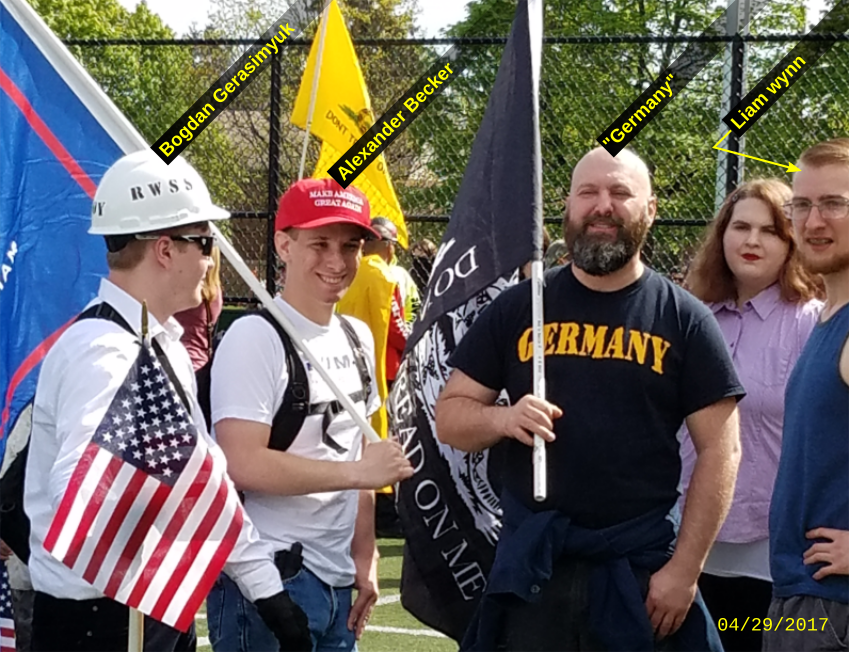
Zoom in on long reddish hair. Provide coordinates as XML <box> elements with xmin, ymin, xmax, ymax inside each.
<box><xmin>685</xmin><ymin>178</ymin><xmax>823</xmax><ymax>304</ymax></box>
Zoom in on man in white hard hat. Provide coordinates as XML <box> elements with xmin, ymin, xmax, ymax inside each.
<box><xmin>24</xmin><ymin>150</ymin><xmax>311</xmax><ymax>652</ymax></box>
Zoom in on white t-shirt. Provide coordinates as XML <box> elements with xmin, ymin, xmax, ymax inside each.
<box><xmin>704</xmin><ymin>539</ymin><xmax>772</xmax><ymax>582</ymax></box>
<box><xmin>210</xmin><ymin>297</ymin><xmax>380</xmax><ymax>587</ymax></box>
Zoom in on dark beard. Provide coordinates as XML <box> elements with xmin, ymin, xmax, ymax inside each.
<box><xmin>565</xmin><ymin>208</ymin><xmax>651</xmax><ymax>276</ymax></box>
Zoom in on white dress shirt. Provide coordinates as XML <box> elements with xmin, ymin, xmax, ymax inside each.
<box><xmin>25</xmin><ymin>278</ymin><xmax>282</xmax><ymax>602</ymax></box>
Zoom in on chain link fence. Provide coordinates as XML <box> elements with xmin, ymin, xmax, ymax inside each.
<box><xmin>68</xmin><ymin>34</ymin><xmax>849</xmax><ymax>302</ymax></box>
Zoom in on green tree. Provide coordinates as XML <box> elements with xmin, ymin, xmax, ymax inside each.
<box><xmin>30</xmin><ymin>0</ymin><xmax>247</xmax><ymax>213</ymax></box>
<box><xmin>407</xmin><ymin>0</ymin><xmax>808</xmax><ymax>273</ymax></box>
<box><xmin>198</xmin><ymin>0</ymin><xmax>427</xmax><ymax>208</ymax></box>
<box><xmin>31</xmin><ymin>0</ymin><xmax>191</xmax><ymax>142</ymax></box>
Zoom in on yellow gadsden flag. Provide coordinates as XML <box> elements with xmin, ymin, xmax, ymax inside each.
<box><xmin>291</xmin><ymin>0</ymin><xmax>408</xmax><ymax>248</ymax></box>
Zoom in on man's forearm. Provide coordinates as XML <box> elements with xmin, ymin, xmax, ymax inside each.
<box><xmin>435</xmin><ymin>396</ymin><xmax>507</xmax><ymax>452</ymax></box>
<box><xmin>674</xmin><ymin>444</ymin><xmax>740</xmax><ymax>577</ymax></box>
<box><xmin>229</xmin><ymin>448</ymin><xmax>365</xmax><ymax>496</ymax></box>
<box><xmin>352</xmin><ymin>490</ymin><xmax>377</xmax><ymax>567</ymax></box>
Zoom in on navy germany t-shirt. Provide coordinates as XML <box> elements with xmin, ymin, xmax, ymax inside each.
<box><xmin>448</xmin><ymin>264</ymin><xmax>745</xmax><ymax>528</ymax></box>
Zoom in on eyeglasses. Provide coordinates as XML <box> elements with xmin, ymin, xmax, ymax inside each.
<box><xmin>783</xmin><ymin>198</ymin><xmax>849</xmax><ymax>221</ymax></box>
<box><xmin>135</xmin><ymin>234</ymin><xmax>216</xmax><ymax>256</ymax></box>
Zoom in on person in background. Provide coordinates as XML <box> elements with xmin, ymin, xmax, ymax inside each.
<box><xmin>519</xmin><ymin>228</ymin><xmax>551</xmax><ymax>279</ymax></box>
<box><xmin>409</xmin><ymin>238</ymin><xmax>437</xmax><ymax>290</ymax></box>
<box><xmin>1</xmin><ymin>404</ymin><xmax>34</xmax><ymax>651</ymax></box>
<box><xmin>371</xmin><ymin>217</ymin><xmax>420</xmax><ymax>324</ymax></box>
<box><xmin>679</xmin><ymin>178</ymin><xmax>824</xmax><ymax>652</ymax></box>
<box><xmin>174</xmin><ymin>245</ymin><xmax>223</xmax><ymax>371</ymax></box>
<box><xmin>337</xmin><ymin>218</ymin><xmax>410</xmax><ymax>539</ymax></box>
<box><xmin>337</xmin><ymin>218</ymin><xmax>409</xmax><ymax>434</ymax></box>
<box><xmin>544</xmin><ymin>238</ymin><xmax>570</xmax><ymax>269</ymax></box>
<box><xmin>174</xmin><ymin>245</ymin><xmax>224</xmax><ymax>428</ymax></box>
<box><xmin>2</xmin><ymin>542</ymin><xmax>33</xmax><ymax>651</ymax></box>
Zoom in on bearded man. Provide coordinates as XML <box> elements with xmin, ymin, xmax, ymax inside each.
<box><xmin>435</xmin><ymin>147</ymin><xmax>744</xmax><ymax>651</ymax></box>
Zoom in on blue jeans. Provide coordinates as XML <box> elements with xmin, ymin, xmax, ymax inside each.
<box><xmin>208</xmin><ymin>569</ymin><xmax>356</xmax><ymax>652</ymax></box>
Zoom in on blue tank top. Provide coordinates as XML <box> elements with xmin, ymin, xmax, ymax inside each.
<box><xmin>770</xmin><ymin>302</ymin><xmax>849</xmax><ymax>604</ymax></box>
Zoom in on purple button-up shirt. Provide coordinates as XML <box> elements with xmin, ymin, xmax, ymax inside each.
<box><xmin>679</xmin><ymin>284</ymin><xmax>822</xmax><ymax>543</ymax></box>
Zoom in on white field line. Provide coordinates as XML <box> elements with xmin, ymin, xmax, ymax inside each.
<box><xmin>376</xmin><ymin>593</ymin><xmax>402</xmax><ymax>606</ymax></box>
<box><xmin>198</xmin><ymin>636</ymin><xmax>209</xmax><ymax>646</ymax></box>
<box><xmin>365</xmin><ymin>625</ymin><xmax>448</xmax><ymax>638</ymax></box>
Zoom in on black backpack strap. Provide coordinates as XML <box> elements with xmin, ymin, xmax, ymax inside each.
<box><xmin>78</xmin><ymin>302</ymin><xmax>134</xmax><ymax>333</ymax></box>
<box><xmin>151</xmin><ymin>340</ymin><xmax>192</xmax><ymax>413</ymax></box>
<box><xmin>297</xmin><ymin>315</ymin><xmax>373</xmax><ymax>453</ymax></box>
<box><xmin>0</xmin><ymin>435</ymin><xmax>31</xmax><ymax>563</ymax></box>
<box><xmin>337</xmin><ymin>314</ymin><xmax>373</xmax><ymax>407</ymax></box>
<box><xmin>255</xmin><ymin>310</ymin><xmax>374</xmax><ymax>453</ymax></box>
<box><xmin>78</xmin><ymin>302</ymin><xmax>191</xmax><ymax>412</ymax></box>
<box><xmin>255</xmin><ymin>309</ymin><xmax>310</xmax><ymax>452</ymax></box>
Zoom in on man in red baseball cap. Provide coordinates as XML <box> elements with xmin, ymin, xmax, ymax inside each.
<box><xmin>208</xmin><ymin>178</ymin><xmax>413</xmax><ymax>652</ymax></box>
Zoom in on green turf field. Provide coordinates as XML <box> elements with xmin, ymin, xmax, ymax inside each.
<box><xmin>196</xmin><ymin>539</ymin><xmax>457</xmax><ymax>652</ymax></box>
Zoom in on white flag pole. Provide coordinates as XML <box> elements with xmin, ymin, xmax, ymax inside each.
<box><xmin>127</xmin><ymin>609</ymin><xmax>143</xmax><ymax>652</ymax></box>
<box><xmin>527</xmin><ymin>0</ymin><xmax>547</xmax><ymax>501</ymax></box>
<box><xmin>297</xmin><ymin>0</ymin><xmax>332</xmax><ymax>180</ymax></box>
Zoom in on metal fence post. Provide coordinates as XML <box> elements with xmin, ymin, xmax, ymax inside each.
<box><xmin>266</xmin><ymin>50</ymin><xmax>283</xmax><ymax>296</ymax></box>
<box><xmin>715</xmin><ymin>1</ymin><xmax>747</xmax><ymax>210</ymax></box>
<box><xmin>725</xmin><ymin>31</ymin><xmax>746</xmax><ymax>196</ymax></box>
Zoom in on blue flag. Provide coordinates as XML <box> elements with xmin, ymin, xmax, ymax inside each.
<box><xmin>0</xmin><ymin>0</ymin><xmax>144</xmax><ymax>454</ymax></box>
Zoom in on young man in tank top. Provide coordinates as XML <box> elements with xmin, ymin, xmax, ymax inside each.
<box><xmin>766</xmin><ymin>139</ymin><xmax>849</xmax><ymax>652</ymax></box>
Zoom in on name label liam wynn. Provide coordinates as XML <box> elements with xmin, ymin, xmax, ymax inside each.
<box><xmin>723</xmin><ymin>57</ymin><xmax>808</xmax><ymax>135</ymax></box>
<box><xmin>722</xmin><ymin>1</ymin><xmax>849</xmax><ymax>137</ymax></box>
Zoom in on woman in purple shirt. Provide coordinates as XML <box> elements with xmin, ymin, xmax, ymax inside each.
<box><xmin>680</xmin><ymin>178</ymin><xmax>824</xmax><ymax>652</ymax></box>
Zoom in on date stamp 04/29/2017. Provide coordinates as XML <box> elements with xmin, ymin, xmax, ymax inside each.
<box><xmin>717</xmin><ymin>617</ymin><xmax>829</xmax><ymax>632</ymax></box>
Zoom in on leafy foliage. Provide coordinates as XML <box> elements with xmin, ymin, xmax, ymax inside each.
<box><xmin>403</xmin><ymin>0</ymin><xmax>814</xmax><ymax>273</ymax></box>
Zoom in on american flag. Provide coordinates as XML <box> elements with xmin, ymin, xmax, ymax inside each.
<box><xmin>0</xmin><ymin>561</ymin><xmax>14</xmax><ymax>652</ymax></box>
<box><xmin>44</xmin><ymin>342</ymin><xmax>244</xmax><ymax>631</ymax></box>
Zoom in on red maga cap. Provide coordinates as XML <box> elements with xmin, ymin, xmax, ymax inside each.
<box><xmin>275</xmin><ymin>178</ymin><xmax>376</xmax><ymax>236</ymax></box>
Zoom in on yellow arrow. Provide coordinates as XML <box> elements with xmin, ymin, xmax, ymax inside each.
<box><xmin>713</xmin><ymin>130</ymin><xmax>800</xmax><ymax>173</ymax></box>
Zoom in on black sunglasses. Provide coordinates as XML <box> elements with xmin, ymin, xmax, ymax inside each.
<box><xmin>135</xmin><ymin>234</ymin><xmax>215</xmax><ymax>256</ymax></box>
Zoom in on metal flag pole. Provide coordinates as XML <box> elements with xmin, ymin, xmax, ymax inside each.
<box><xmin>128</xmin><ymin>302</ymin><xmax>148</xmax><ymax>652</ymax></box>
<box><xmin>297</xmin><ymin>0</ymin><xmax>332</xmax><ymax>180</ymax></box>
<box><xmin>527</xmin><ymin>0</ymin><xmax>547</xmax><ymax>502</ymax></box>
<box><xmin>140</xmin><ymin>300</ymin><xmax>150</xmax><ymax>346</ymax></box>
<box><xmin>127</xmin><ymin>608</ymin><xmax>144</xmax><ymax>652</ymax></box>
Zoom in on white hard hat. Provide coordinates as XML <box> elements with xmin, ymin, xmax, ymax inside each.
<box><xmin>89</xmin><ymin>150</ymin><xmax>229</xmax><ymax>235</ymax></box>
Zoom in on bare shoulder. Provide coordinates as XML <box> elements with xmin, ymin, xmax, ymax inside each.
<box><xmin>840</xmin><ymin>333</ymin><xmax>849</xmax><ymax>387</ymax></box>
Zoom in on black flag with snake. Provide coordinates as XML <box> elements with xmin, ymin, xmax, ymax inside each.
<box><xmin>387</xmin><ymin>0</ymin><xmax>543</xmax><ymax>639</ymax></box>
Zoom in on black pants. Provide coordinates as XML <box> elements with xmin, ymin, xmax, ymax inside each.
<box><xmin>496</xmin><ymin>557</ymin><xmax>684</xmax><ymax>652</ymax></box>
<box><xmin>31</xmin><ymin>592</ymin><xmax>196</xmax><ymax>652</ymax></box>
<box><xmin>698</xmin><ymin>573</ymin><xmax>773</xmax><ymax>652</ymax></box>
